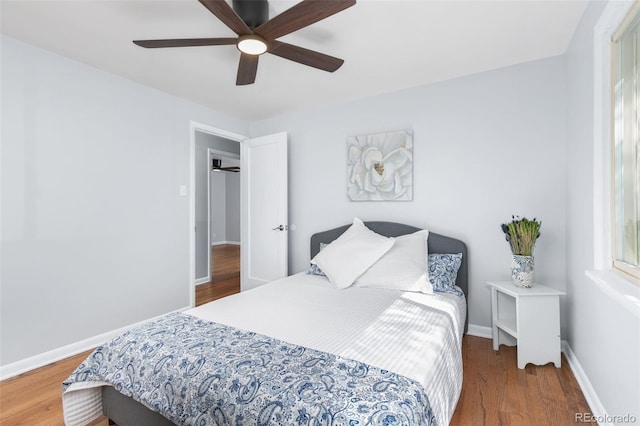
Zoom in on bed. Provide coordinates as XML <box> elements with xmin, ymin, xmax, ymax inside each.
<box><xmin>63</xmin><ymin>220</ymin><xmax>468</xmax><ymax>426</ymax></box>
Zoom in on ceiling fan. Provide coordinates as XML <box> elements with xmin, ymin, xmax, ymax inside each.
<box><xmin>133</xmin><ymin>0</ymin><xmax>356</xmax><ymax>85</ymax></box>
<box><xmin>212</xmin><ymin>158</ymin><xmax>240</xmax><ymax>173</ymax></box>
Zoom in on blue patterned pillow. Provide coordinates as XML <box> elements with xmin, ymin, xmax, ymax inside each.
<box><xmin>307</xmin><ymin>263</ymin><xmax>326</xmax><ymax>276</ymax></box>
<box><xmin>428</xmin><ymin>253</ymin><xmax>463</xmax><ymax>296</ymax></box>
<box><xmin>307</xmin><ymin>243</ymin><xmax>328</xmax><ymax>276</ymax></box>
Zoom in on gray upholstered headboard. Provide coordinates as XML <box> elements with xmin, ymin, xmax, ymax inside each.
<box><xmin>310</xmin><ymin>221</ymin><xmax>469</xmax><ymax>333</ymax></box>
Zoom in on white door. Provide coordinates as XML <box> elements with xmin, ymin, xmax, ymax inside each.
<box><xmin>241</xmin><ymin>132</ymin><xmax>288</xmax><ymax>291</ymax></box>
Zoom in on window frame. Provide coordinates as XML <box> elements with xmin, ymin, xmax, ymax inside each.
<box><xmin>592</xmin><ymin>0</ymin><xmax>640</xmax><ymax>290</ymax></box>
<box><xmin>610</xmin><ymin>2</ymin><xmax>640</xmax><ymax>284</ymax></box>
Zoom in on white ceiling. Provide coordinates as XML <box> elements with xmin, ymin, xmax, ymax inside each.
<box><xmin>1</xmin><ymin>0</ymin><xmax>587</xmax><ymax>121</ymax></box>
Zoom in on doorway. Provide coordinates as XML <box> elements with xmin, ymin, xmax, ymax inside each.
<box><xmin>190</xmin><ymin>122</ymin><xmax>245</xmax><ymax>307</ymax></box>
<box><xmin>190</xmin><ymin>124</ymin><xmax>289</xmax><ymax>306</ymax></box>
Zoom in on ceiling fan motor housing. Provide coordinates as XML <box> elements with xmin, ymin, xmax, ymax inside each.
<box><xmin>232</xmin><ymin>0</ymin><xmax>268</xmax><ymax>29</ymax></box>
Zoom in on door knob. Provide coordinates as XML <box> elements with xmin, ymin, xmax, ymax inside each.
<box><xmin>272</xmin><ymin>225</ymin><xmax>287</xmax><ymax>231</ymax></box>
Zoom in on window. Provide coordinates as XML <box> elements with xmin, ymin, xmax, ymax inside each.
<box><xmin>612</xmin><ymin>3</ymin><xmax>640</xmax><ymax>283</ymax></box>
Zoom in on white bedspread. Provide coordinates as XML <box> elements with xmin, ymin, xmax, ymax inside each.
<box><xmin>63</xmin><ymin>272</ymin><xmax>465</xmax><ymax>426</ymax></box>
<box><xmin>186</xmin><ymin>272</ymin><xmax>466</xmax><ymax>425</ymax></box>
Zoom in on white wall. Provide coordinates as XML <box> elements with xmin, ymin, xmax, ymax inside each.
<box><xmin>209</xmin><ymin>172</ymin><xmax>241</xmax><ymax>246</ymax></box>
<box><xmin>225</xmin><ymin>172</ymin><xmax>241</xmax><ymax>243</ymax></box>
<box><xmin>210</xmin><ymin>171</ymin><xmax>240</xmax><ymax>245</ymax></box>
<box><xmin>0</xmin><ymin>36</ymin><xmax>249</xmax><ymax>366</ymax></box>
<box><xmin>211</xmin><ymin>171</ymin><xmax>227</xmax><ymax>244</ymax></box>
<box><xmin>251</xmin><ymin>56</ymin><xmax>568</xmax><ymax>330</ymax></box>
<box><xmin>565</xmin><ymin>1</ymin><xmax>640</xmax><ymax>422</ymax></box>
<box><xmin>209</xmin><ymin>164</ymin><xmax>240</xmax><ymax>246</ymax></box>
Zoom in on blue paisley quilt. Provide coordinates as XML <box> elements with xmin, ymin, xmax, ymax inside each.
<box><xmin>63</xmin><ymin>312</ymin><xmax>437</xmax><ymax>426</ymax></box>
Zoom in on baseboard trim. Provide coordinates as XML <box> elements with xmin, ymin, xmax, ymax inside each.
<box><xmin>211</xmin><ymin>241</ymin><xmax>240</xmax><ymax>246</ymax></box>
<box><xmin>0</xmin><ymin>306</ymin><xmax>191</xmax><ymax>381</ymax></box>
<box><xmin>466</xmin><ymin>323</ymin><xmax>492</xmax><ymax>339</ymax></box>
<box><xmin>194</xmin><ymin>277</ymin><xmax>210</xmax><ymax>285</ymax></box>
<box><xmin>562</xmin><ymin>342</ymin><xmax>611</xmax><ymax>425</ymax></box>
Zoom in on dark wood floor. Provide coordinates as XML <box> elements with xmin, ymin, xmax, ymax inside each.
<box><xmin>195</xmin><ymin>244</ymin><xmax>241</xmax><ymax>306</ymax></box>
<box><xmin>450</xmin><ymin>337</ymin><xmax>595</xmax><ymax>425</ymax></box>
<box><xmin>0</xmin><ymin>246</ymin><xmax>594</xmax><ymax>425</ymax></box>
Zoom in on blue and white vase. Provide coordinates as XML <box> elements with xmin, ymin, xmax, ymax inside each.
<box><xmin>511</xmin><ymin>255</ymin><xmax>534</xmax><ymax>288</ymax></box>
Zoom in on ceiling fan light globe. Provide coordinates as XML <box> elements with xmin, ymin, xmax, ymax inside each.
<box><xmin>237</xmin><ymin>35</ymin><xmax>267</xmax><ymax>55</ymax></box>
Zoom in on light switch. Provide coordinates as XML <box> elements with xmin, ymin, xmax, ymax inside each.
<box><xmin>179</xmin><ymin>185</ymin><xmax>187</xmax><ymax>196</ymax></box>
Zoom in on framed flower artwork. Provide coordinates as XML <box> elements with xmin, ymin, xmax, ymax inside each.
<box><xmin>347</xmin><ymin>130</ymin><xmax>413</xmax><ymax>201</ymax></box>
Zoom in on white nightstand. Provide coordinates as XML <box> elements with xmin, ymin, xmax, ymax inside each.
<box><xmin>487</xmin><ymin>280</ymin><xmax>565</xmax><ymax>369</ymax></box>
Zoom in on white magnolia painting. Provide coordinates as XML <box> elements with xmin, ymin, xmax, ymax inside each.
<box><xmin>347</xmin><ymin>130</ymin><xmax>413</xmax><ymax>201</ymax></box>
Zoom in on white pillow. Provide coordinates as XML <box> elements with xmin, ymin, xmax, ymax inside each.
<box><xmin>354</xmin><ymin>229</ymin><xmax>433</xmax><ymax>294</ymax></box>
<box><xmin>311</xmin><ymin>218</ymin><xmax>395</xmax><ymax>289</ymax></box>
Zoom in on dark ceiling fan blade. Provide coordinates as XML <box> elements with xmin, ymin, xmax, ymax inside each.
<box><xmin>198</xmin><ymin>0</ymin><xmax>253</xmax><ymax>35</ymax></box>
<box><xmin>213</xmin><ymin>167</ymin><xmax>240</xmax><ymax>172</ymax></box>
<box><xmin>133</xmin><ymin>38</ymin><xmax>237</xmax><ymax>48</ymax></box>
<box><xmin>236</xmin><ymin>53</ymin><xmax>259</xmax><ymax>85</ymax></box>
<box><xmin>254</xmin><ymin>0</ymin><xmax>356</xmax><ymax>41</ymax></box>
<box><xmin>212</xmin><ymin>159</ymin><xmax>240</xmax><ymax>171</ymax></box>
<box><xmin>269</xmin><ymin>40</ymin><xmax>344</xmax><ymax>72</ymax></box>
